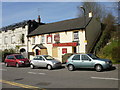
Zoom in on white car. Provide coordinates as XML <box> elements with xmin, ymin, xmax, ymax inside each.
<box><xmin>30</xmin><ymin>55</ymin><xmax>62</xmax><ymax>70</ymax></box>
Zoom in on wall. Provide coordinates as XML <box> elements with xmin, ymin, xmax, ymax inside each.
<box><xmin>86</xmin><ymin>18</ymin><xmax>101</xmax><ymax>53</ymax></box>
<box><xmin>28</xmin><ymin>30</ymin><xmax>86</xmax><ymax>62</ymax></box>
<box><xmin>0</xmin><ymin>25</ymin><xmax>28</xmax><ymax>52</ymax></box>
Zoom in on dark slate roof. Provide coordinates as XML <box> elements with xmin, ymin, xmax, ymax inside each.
<box><xmin>28</xmin><ymin>17</ymin><xmax>91</xmax><ymax>37</ymax></box>
<box><xmin>33</xmin><ymin>44</ymin><xmax>47</xmax><ymax>49</ymax></box>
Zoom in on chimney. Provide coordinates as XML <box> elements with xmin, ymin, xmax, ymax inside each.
<box><xmin>38</xmin><ymin>15</ymin><xmax>41</xmax><ymax>24</ymax></box>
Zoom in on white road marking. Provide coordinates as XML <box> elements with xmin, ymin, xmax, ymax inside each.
<box><xmin>91</xmin><ymin>77</ymin><xmax>120</xmax><ymax>81</ymax></box>
<box><xmin>38</xmin><ymin>73</ymin><xmax>46</xmax><ymax>75</ymax></box>
<box><xmin>28</xmin><ymin>72</ymin><xmax>46</xmax><ymax>75</ymax></box>
<box><xmin>0</xmin><ymin>69</ymin><xmax>7</xmax><ymax>71</ymax></box>
<box><xmin>0</xmin><ymin>63</ymin><xmax>4</xmax><ymax>65</ymax></box>
<box><xmin>28</xmin><ymin>72</ymin><xmax>37</xmax><ymax>74</ymax></box>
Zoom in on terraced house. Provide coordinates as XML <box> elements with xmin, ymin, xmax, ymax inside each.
<box><xmin>27</xmin><ymin>16</ymin><xmax>101</xmax><ymax>62</ymax></box>
<box><xmin>0</xmin><ymin>16</ymin><xmax>43</xmax><ymax>58</ymax></box>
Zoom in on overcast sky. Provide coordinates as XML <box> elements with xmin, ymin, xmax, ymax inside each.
<box><xmin>1</xmin><ymin>1</ymin><xmax>119</xmax><ymax>28</ymax></box>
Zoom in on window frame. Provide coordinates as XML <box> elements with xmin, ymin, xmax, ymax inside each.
<box><xmin>72</xmin><ymin>55</ymin><xmax>80</xmax><ymax>61</ymax></box>
<box><xmin>81</xmin><ymin>55</ymin><xmax>91</xmax><ymax>61</ymax></box>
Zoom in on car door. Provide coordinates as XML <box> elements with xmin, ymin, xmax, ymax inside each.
<box><xmin>71</xmin><ymin>55</ymin><xmax>81</xmax><ymax>68</ymax></box>
<box><xmin>32</xmin><ymin>56</ymin><xmax>39</xmax><ymax>67</ymax></box>
<box><xmin>9</xmin><ymin>55</ymin><xmax>16</xmax><ymax>66</ymax></box>
<box><xmin>37</xmin><ymin>56</ymin><xmax>47</xmax><ymax>67</ymax></box>
<box><xmin>80</xmin><ymin>54</ymin><xmax>94</xmax><ymax>68</ymax></box>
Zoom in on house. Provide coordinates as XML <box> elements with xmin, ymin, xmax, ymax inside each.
<box><xmin>0</xmin><ymin>15</ymin><xmax>44</xmax><ymax>58</ymax></box>
<box><xmin>27</xmin><ymin>16</ymin><xmax>101</xmax><ymax>62</ymax></box>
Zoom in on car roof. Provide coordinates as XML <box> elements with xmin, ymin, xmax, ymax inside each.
<box><xmin>7</xmin><ymin>54</ymin><xmax>22</xmax><ymax>56</ymax></box>
<box><xmin>73</xmin><ymin>53</ymin><xmax>92</xmax><ymax>55</ymax></box>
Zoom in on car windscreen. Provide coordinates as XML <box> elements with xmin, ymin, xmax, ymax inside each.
<box><xmin>44</xmin><ymin>55</ymin><xmax>54</xmax><ymax>60</ymax></box>
<box><xmin>87</xmin><ymin>54</ymin><xmax>99</xmax><ymax>59</ymax></box>
<box><xmin>15</xmin><ymin>55</ymin><xmax>25</xmax><ymax>59</ymax></box>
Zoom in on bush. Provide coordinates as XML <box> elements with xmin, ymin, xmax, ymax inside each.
<box><xmin>112</xmin><ymin>46</ymin><xmax>120</xmax><ymax>63</ymax></box>
<box><xmin>62</xmin><ymin>53</ymin><xmax>73</xmax><ymax>63</ymax></box>
<box><xmin>2</xmin><ymin>49</ymin><xmax>16</xmax><ymax>62</ymax></box>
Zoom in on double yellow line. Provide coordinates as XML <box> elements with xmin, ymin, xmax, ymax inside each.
<box><xmin>0</xmin><ymin>80</ymin><xmax>46</xmax><ymax>90</ymax></box>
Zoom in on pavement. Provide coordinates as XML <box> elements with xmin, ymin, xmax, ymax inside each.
<box><xmin>0</xmin><ymin>62</ymin><xmax>120</xmax><ymax>89</ymax></box>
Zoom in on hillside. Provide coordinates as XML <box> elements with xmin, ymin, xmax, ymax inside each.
<box><xmin>96</xmin><ymin>31</ymin><xmax>120</xmax><ymax>63</ymax></box>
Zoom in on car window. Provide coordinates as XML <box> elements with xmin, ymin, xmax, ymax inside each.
<box><xmin>44</xmin><ymin>55</ymin><xmax>54</xmax><ymax>60</ymax></box>
<box><xmin>81</xmin><ymin>55</ymin><xmax>90</xmax><ymax>61</ymax></box>
<box><xmin>33</xmin><ymin>56</ymin><xmax>44</xmax><ymax>60</ymax></box>
<box><xmin>15</xmin><ymin>55</ymin><xmax>25</xmax><ymax>59</ymax></box>
<box><xmin>38</xmin><ymin>56</ymin><xmax>45</xmax><ymax>60</ymax></box>
<box><xmin>72</xmin><ymin>55</ymin><xmax>80</xmax><ymax>60</ymax></box>
<box><xmin>87</xmin><ymin>54</ymin><xmax>99</xmax><ymax>59</ymax></box>
<box><xmin>7</xmin><ymin>56</ymin><xmax>15</xmax><ymax>60</ymax></box>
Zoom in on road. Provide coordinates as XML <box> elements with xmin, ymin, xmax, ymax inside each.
<box><xmin>0</xmin><ymin>63</ymin><xmax>120</xmax><ymax>90</ymax></box>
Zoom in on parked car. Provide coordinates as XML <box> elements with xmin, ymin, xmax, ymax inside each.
<box><xmin>4</xmin><ymin>54</ymin><xmax>30</xmax><ymax>67</ymax></box>
<box><xmin>30</xmin><ymin>55</ymin><xmax>62</xmax><ymax>70</ymax></box>
<box><xmin>66</xmin><ymin>53</ymin><xmax>112</xmax><ymax>72</ymax></box>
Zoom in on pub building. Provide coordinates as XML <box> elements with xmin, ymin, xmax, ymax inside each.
<box><xmin>27</xmin><ymin>16</ymin><xmax>101</xmax><ymax>62</ymax></box>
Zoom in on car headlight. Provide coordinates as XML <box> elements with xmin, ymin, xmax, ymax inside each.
<box><xmin>53</xmin><ymin>62</ymin><xmax>56</xmax><ymax>64</ymax></box>
<box><xmin>105</xmin><ymin>61</ymin><xmax>109</xmax><ymax>64</ymax></box>
<box><xmin>19</xmin><ymin>61</ymin><xmax>24</xmax><ymax>63</ymax></box>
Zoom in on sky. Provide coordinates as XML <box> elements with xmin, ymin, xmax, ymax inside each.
<box><xmin>0</xmin><ymin>1</ymin><xmax>119</xmax><ymax>28</ymax></box>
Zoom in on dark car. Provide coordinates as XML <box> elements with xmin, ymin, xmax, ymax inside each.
<box><xmin>4</xmin><ymin>54</ymin><xmax>30</xmax><ymax>67</ymax></box>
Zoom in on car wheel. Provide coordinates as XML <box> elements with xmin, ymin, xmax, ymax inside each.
<box><xmin>16</xmin><ymin>63</ymin><xmax>20</xmax><ymax>68</ymax></box>
<box><xmin>68</xmin><ymin>65</ymin><xmax>74</xmax><ymax>71</ymax></box>
<box><xmin>95</xmin><ymin>65</ymin><xmax>103</xmax><ymax>72</ymax></box>
<box><xmin>47</xmin><ymin>65</ymin><xmax>52</xmax><ymax>70</ymax></box>
<box><xmin>30</xmin><ymin>64</ymin><xmax>34</xmax><ymax>69</ymax></box>
<box><xmin>5</xmin><ymin>63</ymin><xmax>9</xmax><ymax>67</ymax></box>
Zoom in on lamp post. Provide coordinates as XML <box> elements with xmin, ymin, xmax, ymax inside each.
<box><xmin>80</xmin><ymin>6</ymin><xmax>86</xmax><ymax>28</ymax></box>
<box><xmin>80</xmin><ymin>6</ymin><xmax>87</xmax><ymax>53</ymax></box>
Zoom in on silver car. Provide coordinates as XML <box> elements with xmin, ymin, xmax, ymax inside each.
<box><xmin>30</xmin><ymin>55</ymin><xmax>62</xmax><ymax>70</ymax></box>
<box><xmin>66</xmin><ymin>54</ymin><xmax>112</xmax><ymax>72</ymax></box>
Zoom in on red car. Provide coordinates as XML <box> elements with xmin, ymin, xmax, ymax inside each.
<box><xmin>4</xmin><ymin>54</ymin><xmax>30</xmax><ymax>67</ymax></box>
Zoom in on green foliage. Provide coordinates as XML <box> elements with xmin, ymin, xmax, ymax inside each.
<box><xmin>94</xmin><ymin>13</ymin><xmax>116</xmax><ymax>54</ymax></box>
<box><xmin>62</xmin><ymin>53</ymin><xmax>73</xmax><ymax>63</ymax></box>
<box><xmin>2</xmin><ymin>49</ymin><xmax>16</xmax><ymax>62</ymax></box>
<box><xmin>97</xmin><ymin>38</ymin><xmax>119</xmax><ymax>63</ymax></box>
<box><xmin>93</xmin><ymin>13</ymin><xmax>119</xmax><ymax>63</ymax></box>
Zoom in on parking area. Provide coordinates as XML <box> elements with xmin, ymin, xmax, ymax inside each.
<box><xmin>0</xmin><ymin>62</ymin><xmax>119</xmax><ymax>89</ymax></box>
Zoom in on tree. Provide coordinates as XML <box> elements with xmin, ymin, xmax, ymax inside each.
<box><xmin>94</xmin><ymin>13</ymin><xmax>116</xmax><ymax>54</ymax></box>
<box><xmin>78</xmin><ymin>2</ymin><xmax>106</xmax><ymax>21</ymax></box>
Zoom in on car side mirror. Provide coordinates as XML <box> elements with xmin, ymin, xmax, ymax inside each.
<box><xmin>89</xmin><ymin>59</ymin><xmax>91</xmax><ymax>61</ymax></box>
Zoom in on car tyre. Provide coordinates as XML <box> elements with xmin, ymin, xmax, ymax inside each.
<box><xmin>30</xmin><ymin>64</ymin><xmax>35</xmax><ymax>69</ymax></box>
<box><xmin>47</xmin><ymin>65</ymin><xmax>52</xmax><ymax>70</ymax></box>
<box><xmin>95</xmin><ymin>65</ymin><xmax>103</xmax><ymax>72</ymax></box>
<box><xmin>68</xmin><ymin>65</ymin><xmax>74</xmax><ymax>71</ymax></box>
<box><xmin>16</xmin><ymin>63</ymin><xmax>20</xmax><ymax>68</ymax></box>
<box><xmin>5</xmin><ymin>63</ymin><xmax>9</xmax><ymax>67</ymax></box>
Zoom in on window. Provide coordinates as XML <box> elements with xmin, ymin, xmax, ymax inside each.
<box><xmin>11</xmin><ymin>35</ymin><xmax>15</xmax><ymax>44</ymax></box>
<box><xmin>62</xmin><ymin>48</ymin><xmax>67</xmax><ymax>54</ymax></box>
<box><xmin>41</xmin><ymin>35</ymin><xmax>45</xmax><ymax>44</ymax></box>
<box><xmin>7</xmin><ymin>56</ymin><xmax>15</xmax><ymax>59</ymax></box>
<box><xmin>15</xmin><ymin>55</ymin><xmax>25</xmax><ymax>59</ymax></box>
<box><xmin>4</xmin><ymin>36</ymin><xmax>8</xmax><ymax>44</ymax></box>
<box><xmin>44</xmin><ymin>55</ymin><xmax>54</xmax><ymax>60</ymax></box>
<box><xmin>32</xmin><ymin>37</ymin><xmax>35</xmax><ymax>44</ymax></box>
<box><xmin>81</xmin><ymin>55</ymin><xmax>90</xmax><ymax>61</ymax></box>
<box><xmin>0</xmin><ymin>38</ymin><xmax>2</xmax><ymax>45</ymax></box>
<box><xmin>21</xmin><ymin>34</ymin><xmax>25</xmax><ymax>44</ymax></box>
<box><xmin>47</xmin><ymin>35</ymin><xmax>52</xmax><ymax>44</ymax></box>
<box><xmin>73</xmin><ymin>31</ymin><xmax>79</xmax><ymax>41</ymax></box>
<box><xmin>33</xmin><ymin>56</ymin><xmax>44</xmax><ymax>60</ymax></box>
<box><xmin>72</xmin><ymin>55</ymin><xmax>80</xmax><ymax>60</ymax></box>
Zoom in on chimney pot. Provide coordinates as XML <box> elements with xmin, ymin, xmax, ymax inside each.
<box><xmin>38</xmin><ymin>15</ymin><xmax>41</xmax><ymax>24</ymax></box>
